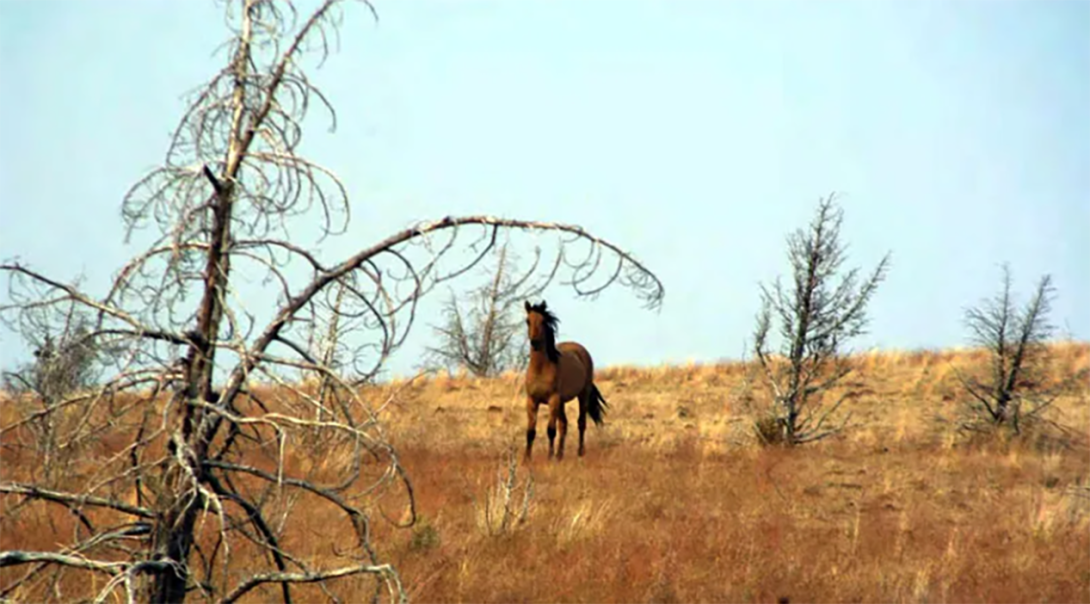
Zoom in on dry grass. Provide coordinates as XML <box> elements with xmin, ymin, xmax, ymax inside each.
<box><xmin>2</xmin><ymin>342</ymin><xmax>1089</xmax><ymax>602</ymax></box>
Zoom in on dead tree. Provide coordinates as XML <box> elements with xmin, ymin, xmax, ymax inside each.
<box><xmin>751</xmin><ymin>194</ymin><xmax>890</xmax><ymax>445</ymax></box>
<box><xmin>956</xmin><ymin>264</ymin><xmax>1082</xmax><ymax>435</ymax></box>
<box><xmin>0</xmin><ymin>1</ymin><xmax>664</xmax><ymax>602</ymax></box>
<box><xmin>424</xmin><ymin>242</ymin><xmax>537</xmax><ymax>377</ymax></box>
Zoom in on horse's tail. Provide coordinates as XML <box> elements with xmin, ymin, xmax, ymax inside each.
<box><xmin>588</xmin><ymin>383</ymin><xmax>609</xmax><ymax>426</ymax></box>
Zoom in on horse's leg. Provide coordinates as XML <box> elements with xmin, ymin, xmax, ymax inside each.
<box><xmin>577</xmin><ymin>390</ymin><xmax>589</xmax><ymax>457</ymax></box>
<box><xmin>524</xmin><ymin>397</ymin><xmax>538</xmax><ymax>463</ymax></box>
<box><xmin>546</xmin><ymin>394</ymin><xmax>561</xmax><ymax>460</ymax></box>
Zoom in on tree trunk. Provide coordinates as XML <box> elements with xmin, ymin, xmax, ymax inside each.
<box><xmin>144</xmin><ymin>162</ymin><xmax>236</xmax><ymax>602</ymax></box>
<box><xmin>145</xmin><ymin>492</ymin><xmax>202</xmax><ymax>603</ymax></box>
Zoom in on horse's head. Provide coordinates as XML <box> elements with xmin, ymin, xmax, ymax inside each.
<box><xmin>524</xmin><ymin>300</ymin><xmax>558</xmax><ymax>351</ymax></box>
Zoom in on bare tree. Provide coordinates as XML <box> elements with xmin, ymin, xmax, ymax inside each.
<box><xmin>3</xmin><ymin>301</ymin><xmax>102</xmax><ymax>404</ymax></box>
<box><xmin>955</xmin><ymin>264</ymin><xmax>1084</xmax><ymax>435</ymax></box>
<box><xmin>751</xmin><ymin>194</ymin><xmax>890</xmax><ymax>445</ymax></box>
<box><xmin>2</xmin><ymin>299</ymin><xmax>111</xmax><ymax>485</ymax></box>
<box><xmin>0</xmin><ymin>1</ymin><xmax>664</xmax><ymax>603</ymax></box>
<box><xmin>424</xmin><ymin>241</ymin><xmax>536</xmax><ymax>377</ymax></box>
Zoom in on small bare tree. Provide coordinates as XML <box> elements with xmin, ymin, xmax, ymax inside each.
<box><xmin>956</xmin><ymin>264</ymin><xmax>1083</xmax><ymax>435</ymax></box>
<box><xmin>751</xmin><ymin>194</ymin><xmax>891</xmax><ymax>445</ymax></box>
<box><xmin>3</xmin><ymin>302</ymin><xmax>101</xmax><ymax>404</ymax></box>
<box><xmin>2</xmin><ymin>300</ymin><xmax>109</xmax><ymax>484</ymax></box>
<box><xmin>424</xmin><ymin>242</ymin><xmax>536</xmax><ymax>377</ymax></box>
<box><xmin>0</xmin><ymin>1</ymin><xmax>664</xmax><ymax>602</ymax></box>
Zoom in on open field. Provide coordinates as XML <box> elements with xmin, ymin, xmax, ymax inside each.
<box><xmin>3</xmin><ymin>343</ymin><xmax>1089</xmax><ymax>603</ymax></box>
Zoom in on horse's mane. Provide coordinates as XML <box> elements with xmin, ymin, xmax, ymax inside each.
<box><xmin>529</xmin><ymin>302</ymin><xmax>559</xmax><ymax>336</ymax></box>
<box><xmin>528</xmin><ymin>302</ymin><xmax>560</xmax><ymax>361</ymax></box>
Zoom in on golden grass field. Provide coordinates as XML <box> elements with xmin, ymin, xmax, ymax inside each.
<box><xmin>2</xmin><ymin>343</ymin><xmax>1089</xmax><ymax>603</ymax></box>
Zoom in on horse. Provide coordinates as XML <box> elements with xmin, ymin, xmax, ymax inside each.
<box><xmin>522</xmin><ymin>300</ymin><xmax>609</xmax><ymax>462</ymax></box>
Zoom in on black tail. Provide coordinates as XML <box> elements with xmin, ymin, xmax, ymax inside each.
<box><xmin>588</xmin><ymin>384</ymin><xmax>609</xmax><ymax>426</ymax></box>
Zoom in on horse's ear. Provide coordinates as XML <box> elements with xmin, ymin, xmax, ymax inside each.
<box><xmin>524</xmin><ymin>300</ymin><xmax>532</xmax><ymax>313</ymax></box>
<box><xmin>540</xmin><ymin>300</ymin><xmax>548</xmax><ymax>310</ymax></box>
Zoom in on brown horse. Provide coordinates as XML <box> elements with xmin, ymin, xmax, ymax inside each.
<box><xmin>522</xmin><ymin>300</ymin><xmax>608</xmax><ymax>462</ymax></box>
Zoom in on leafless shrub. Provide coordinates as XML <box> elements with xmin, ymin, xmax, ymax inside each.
<box><xmin>751</xmin><ymin>194</ymin><xmax>891</xmax><ymax>445</ymax></box>
<box><xmin>954</xmin><ymin>264</ymin><xmax>1088</xmax><ymax>439</ymax></box>
<box><xmin>0</xmin><ymin>1</ymin><xmax>663</xmax><ymax>602</ymax></box>
<box><xmin>473</xmin><ymin>445</ymin><xmax>535</xmax><ymax>537</ymax></box>
<box><xmin>424</xmin><ymin>241</ymin><xmax>535</xmax><ymax>377</ymax></box>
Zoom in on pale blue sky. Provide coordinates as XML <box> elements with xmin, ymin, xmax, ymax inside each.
<box><xmin>1</xmin><ymin>0</ymin><xmax>1087</xmax><ymax>378</ymax></box>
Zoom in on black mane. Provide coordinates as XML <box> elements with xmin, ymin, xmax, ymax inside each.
<box><xmin>528</xmin><ymin>301</ymin><xmax>560</xmax><ymax>361</ymax></box>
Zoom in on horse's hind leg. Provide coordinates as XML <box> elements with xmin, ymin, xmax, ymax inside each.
<box><xmin>577</xmin><ymin>390</ymin><xmax>589</xmax><ymax>457</ymax></box>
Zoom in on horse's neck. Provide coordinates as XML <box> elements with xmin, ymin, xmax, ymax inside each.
<box><xmin>529</xmin><ymin>348</ymin><xmax>558</xmax><ymax>371</ymax></box>
<box><xmin>529</xmin><ymin>336</ymin><xmax>561</xmax><ymax>370</ymax></box>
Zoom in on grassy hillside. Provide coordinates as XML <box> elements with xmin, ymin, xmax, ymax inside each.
<box><xmin>2</xmin><ymin>343</ymin><xmax>1089</xmax><ymax>602</ymax></box>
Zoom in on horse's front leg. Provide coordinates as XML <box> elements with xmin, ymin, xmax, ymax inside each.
<box><xmin>524</xmin><ymin>397</ymin><xmax>538</xmax><ymax>463</ymax></box>
<box><xmin>546</xmin><ymin>394</ymin><xmax>562</xmax><ymax>461</ymax></box>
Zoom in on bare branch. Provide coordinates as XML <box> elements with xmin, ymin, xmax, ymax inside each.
<box><xmin>0</xmin><ymin>551</ymin><xmax>117</xmax><ymax>575</ymax></box>
<box><xmin>0</xmin><ymin>550</ymin><xmax>172</xmax><ymax>576</ymax></box>
<box><xmin>1</xmin><ymin>263</ymin><xmax>185</xmax><ymax>343</ymax></box>
<box><xmin>220</xmin><ymin>563</ymin><xmax>403</xmax><ymax>604</ymax></box>
<box><xmin>0</xmin><ymin>483</ymin><xmax>154</xmax><ymax>519</ymax></box>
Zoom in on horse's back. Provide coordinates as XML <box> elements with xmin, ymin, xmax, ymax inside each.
<box><xmin>558</xmin><ymin>341</ymin><xmax>593</xmax><ymax>374</ymax></box>
<box><xmin>557</xmin><ymin>341</ymin><xmax>594</xmax><ymax>401</ymax></box>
